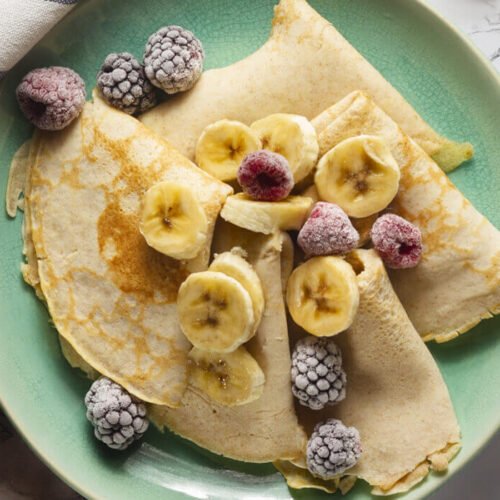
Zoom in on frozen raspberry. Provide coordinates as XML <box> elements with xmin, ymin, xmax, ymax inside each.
<box><xmin>97</xmin><ymin>52</ymin><xmax>156</xmax><ymax>115</ymax></box>
<box><xmin>307</xmin><ymin>418</ymin><xmax>362</xmax><ymax>479</ymax></box>
<box><xmin>371</xmin><ymin>213</ymin><xmax>422</xmax><ymax>269</ymax></box>
<box><xmin>237</xmin><ymin>150</ymin><xmax>294</xmax><ymax>201</ymax></box>
<box><xmin>16</xmin><ymin>67</ymin><xmax>86</xmax><ymax>130</ymax></box>
<box><xmin>298</xmin><ymin>202</ymin><xmax>359</xmax><ymax>256</ymax></box>
<box><xmin>144</xmin><ymin>26</ymin><xmax>204</xmax><ymax>94</ymax></box>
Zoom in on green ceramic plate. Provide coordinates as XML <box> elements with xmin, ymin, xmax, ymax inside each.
<box><xmin>0</xmin><ymin>1</ymin><xmax>499</xmax><ymax>498</ymax></box>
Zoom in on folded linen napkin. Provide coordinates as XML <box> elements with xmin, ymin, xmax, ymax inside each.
<box><xmin>0</xmin><ymin>0</ymin><xmax>80</xmax><ymax>79</ymax></box>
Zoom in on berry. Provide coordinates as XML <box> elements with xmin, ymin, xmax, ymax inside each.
<box><xmin>97</xmin><ymin>52</ymin><xmax>157</xmax><ymax>115</ymax></box>
<box><xmin>16</xmin><ymin>66</ymin><xmax>86</xmax><ymax>130</ymax></box>
<box><xmin>85</xmin><ymin>377</ymin><xmax>149</xmax><ymax>450</ymax></box>
<box><xmin>307</xmin><ymin>418</ymin><xmax>362</xmax><ymax>479</ymax></box>
<box><xmin>298</xmin><ymin>202</ymin><xmax>359</xmax><ymax>256</ymax></box>
<box><xmin>144</xmin><ymin>26</ymin><xmax>204</xmax><ymax>94</ymax></box>
<box><xmin>237</xmin><ymin>150</ymin><xmax>294</xmax><ymax>201</ymax></box>
<box><xmin>371</xmin><ymin>213</ymin><xmax>422</xmax><ymax>269</ymax></box>
<box><xmin>291</xmin><ymin>336</ymin><xmax>346</xmax><ymax>410</ymax></box>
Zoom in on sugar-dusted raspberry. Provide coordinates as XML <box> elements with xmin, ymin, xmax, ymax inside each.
<box><xmin>371</xmin><ymin>213</ymin><xmax>422</xmax><ymax>269</ymax></box>
<box><xmin>16</xmin><ymin>66</ymin><xmax>86</xmax><ymax>130</ymax></box>
<box><xmin>298</xmin><ymin>202</ymin><xmax>359</xmax><ymax>257</ymax></box>
<box><xmin>237</xmin><ymin>150</ymin><xmax>294</xmax><ymax>201</ymax></box>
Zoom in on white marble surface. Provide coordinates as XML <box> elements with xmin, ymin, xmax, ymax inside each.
<box><xmin>1</xmin><ymin>1</ymin><xmax>499</xmax><ymax>499</ymax></box>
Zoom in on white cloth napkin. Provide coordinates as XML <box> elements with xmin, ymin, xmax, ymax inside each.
<box><xmin>0</xmin><ymin>0</ymin><xmax>80</xmax><ymax>79</ymax></box>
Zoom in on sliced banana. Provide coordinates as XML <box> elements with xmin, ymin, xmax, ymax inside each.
<box><xmin>250</xmin><ymin>113</ymin><xmax>319</xmax><ymax>183</ymax></box>
<box><xmin>140</xmin><ymin>181</ymin><xmax>208</xmax><ymax>260</ymax></box>
<box><xmin>209</xmin><ymin>249</ymin><xmax>265</xmax><ymax>333</ymax></box>
<box><xmin>188</xmin><ymin>346</ymin><xmax>265</xmax><ymax>407</ymax></box>
<box><xmin>220</xmin><ymin>193</ymin><xmax>313</xmax><ymax>234</ymax></box>
<box><xmin>195</xmin><ymin>119</ymin><xmax>262</xmax><ymax>182</ymax></box>
<box><xmin>286</xmin><ymin>256</ymin><xmax>359</xmax><ymax>337</ymax></box>
<box><xmin>177</xmin><ymin>271</ymin><xmax>255</xmax><ymax>352</ymax></box>
<box><xmin>314</xmin><ymin>135</ymin><xmax>400</xmax><ymax>218</ymax></box>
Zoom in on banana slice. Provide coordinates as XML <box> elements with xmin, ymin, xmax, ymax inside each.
<box><xmin>209</xmin><ymin>249</ymin><xmax>265</xmax><ymax>332</ymax></box>
<box><xmin>140</xmin><ymin>181</ymin><xmax>208</xmax><ymax>260</ymax></box>
<box><xmin>286</xmin><ymin>256</ymin><xmax>359</xmax><ymax>337</ymax></box>
<box><xmin>220</xmin><ymin>193</ymin><xmax>313</xmax><ymax>234</ymax></box>
<box><xmin>188</xmin><ymin>346</ymin><xmax>265</xmax><ymax>407</ymax></box>
<box><xmin>177</xmin><ymin>271</ymin><xmax>255</xmax><ymax>352</ymax></box>
<box><xmin>314</xmin><ymin>135</ymin><xmax>400</xmax><ymax>218</ymax></box>
<box><xmin>195</xmin><ymin>120</ymin><xmax>262</xmax><ymax>181</ymax></box>
<box><xmin>250</xmin><ymin>113</ymin><xmax>319</xmax><ymax>183</ymax></box>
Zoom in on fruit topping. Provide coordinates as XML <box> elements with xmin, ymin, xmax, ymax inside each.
<box><xmin>250</xmin><ymin>114</ymin><xmax>319</xmax><ymax>183</ymax></box>
<box><xmin>97</xmin><ymin>52</ymin><xmax>156</xmax><ymax>115</ymax></box>
<box><xmin>298</xmin><ymin>202</ymin><xmax>359</xmax><ymax>257</ymax></box>
<box><xmin>286</xmin><ymin>256</ymin><xmax>359</xmax><ymax>337</ymax></box>
<box><xmin>195</xmin><ymin>120</ymin><xmax>261</xmax><ymax>181</ymax></box>
<box><xmin>85</xmin><ymin>377</ymin><xmax>149</xmax><ymax>450</ymax></box>
<box><xmin>314</xmin><ymin>135</ymin><xmax>400</xmax><ymax>218</ymax></box>
<box><xmin>307</xmin><ymin>418</ymin><xmax>362</xmax><ymax>479</ymax></box>
<box><xmin>16</xmin><ymin>66</ymin><xmax>86</xmax><ymax>130</ymax></box>
<box><xmin>144</xmin><ymin>25</ymin><xmax>204</xmax><ymax>94</ymax></box>
<box><xmin>237</xmin><ymin>150</ymin><xmax>294</xmax><ymax>201</ymax></box>
<box><xmin>351</xmin><ymin>213</ymin><xmax>379</xmax><ymax>247</ymax></box>
<box><xmin>220</xmin><ymin>193</ymin><xmax>313</xmax><ymax>234</ymax></box>
<box><xmin>188</xmin><ymin>346</ymin><xmax>265</xmax><ymax>407</ymax></box>
<box><xmin>140</xmin><ymin>181</ymin><xmax>208</xmax><ymax>260</ymax></box>
<box><xmin>291</xmin><ymin>336</ymin><xmax>346</xmax><ymax>410</ymax></box>
<box><xmin>371</xmin><ymin>213</ymin><xmax>423</xmax><ymax>269</ymax></box>
<box><xmin>177</xmin><ymin>271</ymin><xmax>256</xmax><ymax>353</ymax></box>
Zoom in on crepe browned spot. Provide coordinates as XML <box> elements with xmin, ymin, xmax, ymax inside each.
<box><xmin>276</xmin><ymin>250</ymin><xmax>461</xmax><ymax>495</ymax></box>
<box><xmin>23</xmin><ymin>94</ymin><xmax>232</xmax><ymax>406</ymax></box>
<box><xmin>140</xmin><ymin>0</ymin><xmax>471</xmax><ymax>172</ymax></box>
<box><xmin>149</xmin><ymin>222</ymin><xmax>308</xmax><ymax>463</ymax></box>
<box><xmin>312</xmin><ymin>91</ymin><xmax>500</xmax><ymax>342</ymax></box>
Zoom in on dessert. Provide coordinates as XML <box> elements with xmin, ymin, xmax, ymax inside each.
<box><xmin>96</xmin><ymin>52</ymin><xmax>156</xmax><ymax>115</ymax></box>
<box><xmin>195</xmin><ymin>119</ymin><xmax>262</xmax><ymax>181</ymax></box>
<box><xmin>237</xmin><ymin>150</ymin><xmax>294</xmax><ymax>201</ymax></box>
<box><xmin>16</xmin><ymin>66</ymin><xmax>86</xmax><ymax>130</ymax></box>
<box><xmin>139</xmin><ymin>0</ymin><xmax>472</xmax><ymax>173</ymax></box>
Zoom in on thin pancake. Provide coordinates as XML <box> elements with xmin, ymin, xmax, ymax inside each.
<box><xmin>26</xmin><ymin>95</ymin><xmax>232</xmax><ymax>406</ymax></box>
<box><xmin>149</xmin><ymin>222</ymin><xmax>307</xmax><ymax>462</ymax></box>
<box><xmin>312</xmin><ymin>92</ymin><xmax>500</xmax><ymax>342</ymax></box>
<box><xmin>276</xmin><ymin>250</ymin><xmax>461</xmax><ymax>495</ymax></box>
<box><xmin>140</xmin><ymin>0</ymin><xmax>471</xmax><ymax>172</ymax></box>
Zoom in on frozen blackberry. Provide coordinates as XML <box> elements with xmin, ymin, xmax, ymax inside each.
<box><xmin>237</xmin><ymin>150</ymin><xmax>294</xmax><ymax>201</ymax></box>
<box><xmin>144</xmin><ymin>25</ymin><xmax>204</xmax><ymax>94</ymax></box>
<box><xmin>97</xmin><ymin>52</ymin><xmax>157</xmax><ymax>115</ymax></box>
<box><xmin>307</xmin><ymin>418</ymin><xmax>362</xmax><ymax>479</ymax></box>
<box><xmin>16</xmin><ymin>66</ymin><xmax>86</xmax><ymax>130</ymax></box>
<box><xmin>85</xmin><ymin>377</ymin><xmax>149</xmax><ymax>450</ymax></box>
<box><xmin>291</xmin><ymin>336</ymin><xmax>346</xmax><ymax>410</ymax></box>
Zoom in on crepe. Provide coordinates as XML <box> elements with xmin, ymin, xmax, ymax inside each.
<box><xmin>140</xmin><ymin>0</ymin><xmax>472</xmax><ymax>172</ymax></box>
<box><xmin>149</xmin><ymin>222</ymin><xmax>308</xmax><ymax>463</ymax></box>
<box><xmin>24</xmin><ymin>94</ymin><xmax>232</xmax><ymax>406</ymax></box>
<box><xmin>312</xmin><ymin>91</ymin><xmax>500</xmax><ymax>342</ymax></box>
<box><xmin>276</xmin><ymin>250</ymin><xmax>461</xmax><ymax>495</ymax></box>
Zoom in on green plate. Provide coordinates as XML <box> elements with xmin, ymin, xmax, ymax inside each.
<box><xmin>0</xmin><ymin>1</ymin><xmax>499</xmax><ymax>498</ymax></box>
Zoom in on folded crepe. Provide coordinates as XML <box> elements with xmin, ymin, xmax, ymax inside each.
<box><xmin>149</xmin><ymin>222</ymin><xmax>308</xmax><ymax>463</ymax></box>
<box><xmin>312</xmin><ymin>91</ymin><xmax>500</xmax><ymax>342</ymax></box>
<box><xmin>276</xmin><ymin>250</ymin><xmax>461</xmax><ymax>496</ymax></box>
<box><xmin>23</xmin><ymin>94</ymin><xmax>232</xmax><ymax>406</ymax></box>
<box><xmin>140</xmin><ymin>0</ymin><xmax>471</xmax><ymax>172</ymax></box>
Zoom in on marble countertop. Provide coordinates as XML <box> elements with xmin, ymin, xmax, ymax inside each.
<box><xmin>1</xmin><ymin>0</ymin><xmax>499</xmax><ymax>499</ymax></box>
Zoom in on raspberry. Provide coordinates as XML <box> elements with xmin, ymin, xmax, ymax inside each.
<box><xmin>144</xmin><ymin>26</ymin><xmax>204</xmax><ymax>94</ymax></box>
<box><xmin>16</xmin><ymin>66</ymin><xmax>86</xmax><ymax>130</ymax></box>
<box><xmin>97</xmin><ymin>52</ymin><xmax>156</xmax><ymax>115</ymax></box>
<box><xmin>237</xmin><ymin>150</ymin><xmax>294</xmax><ymax>201</ymax></box>
<box><xmin>371</xmin><ymin>214</ymin><xmax>422</xmax><ymax>269</ymax></box>
<box><xmin>298</xmin><ymin>202</ymin><xmax>359</xmax><ymax>256</ymax></box>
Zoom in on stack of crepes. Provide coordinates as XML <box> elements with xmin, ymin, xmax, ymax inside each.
<box><xmin>10</xmin><ymin>0</ymin><xmax>500</xmax><ymax>496</ymax></box>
